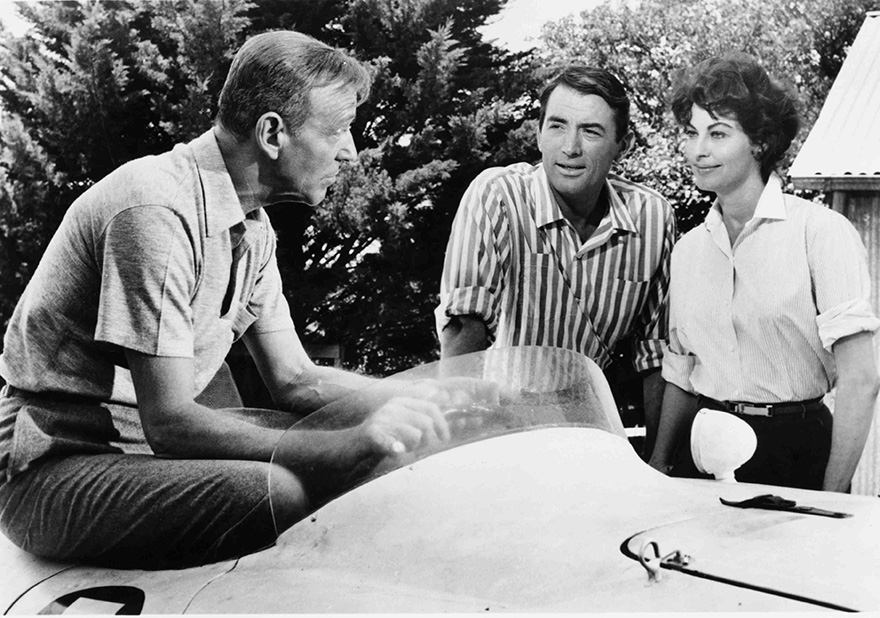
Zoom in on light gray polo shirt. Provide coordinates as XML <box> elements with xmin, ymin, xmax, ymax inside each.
<box><xmin>0</xmin><ymin>130</ymin><xmax>294</xmax><ymax>476</ymax></box>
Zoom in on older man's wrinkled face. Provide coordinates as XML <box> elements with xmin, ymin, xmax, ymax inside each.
<box><xmin>272</xmin><ymin>83</ymin><xmax>358</xmax><ymax>206</ymax></box>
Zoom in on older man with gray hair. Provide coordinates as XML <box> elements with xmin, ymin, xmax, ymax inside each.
<box><xmin>0</xmin><ymin>31</ymin><xmax>450</xmax><ymax>568</ymax></box>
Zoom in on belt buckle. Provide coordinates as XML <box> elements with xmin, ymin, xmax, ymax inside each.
<box><xmin>733</xmin><ymin>402</ymin><xmax>772</xmax><ymax>417</ymax></box>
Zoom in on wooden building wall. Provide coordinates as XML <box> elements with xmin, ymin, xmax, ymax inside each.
<box><xmin>832</xmin><ymin>190</ymin><xmax>880</xmax><ymax>496</ymax></box>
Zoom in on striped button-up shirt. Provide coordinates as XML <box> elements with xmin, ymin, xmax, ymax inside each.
<box><xmin>663</xmin><ymin>174</ymin><xmax>880</xmax><ymax>403</ymax></box>
<box><xmin>436</xmin><ymin>162</ymin><xmax>675</xmax><ymax>371</ymax></box>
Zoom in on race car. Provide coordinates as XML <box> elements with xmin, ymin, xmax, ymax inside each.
<box><xmin>3</xmin><ymin>346</ymin><xmax>878</xmax><ymax>613</ymax></box>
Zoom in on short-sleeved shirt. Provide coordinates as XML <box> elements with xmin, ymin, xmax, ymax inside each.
<box><xmin>662</xmin><ymin>174</ymin><xmax>880</xmax><ymax>403</ymax></box>
<box><xmin>436</xmin><ymin>162</ymin><xmax>675</xmax><ymax>372</ymax></box>
<box><xmin>0</xmin><ymin>130</ymin><xmax>294</xmax><ymax>477</ymax></box>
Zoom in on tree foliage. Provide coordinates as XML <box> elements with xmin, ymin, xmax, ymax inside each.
<box><xmin>1</xmin><ymin>0</ymin><xmax>877</xmax><ymax>384</ymax></box>
<box><xmin>269</xmin><ymin>0</ymin><xmax>542</xmax><ymax>374</ymax></box>
<box><xmin>540</xmin><ymin>0</ymin><xmax>880</xmax><ymax>233</ymax></box>
<box><xmin>538</xmin><ymin>0</ymin><xmax>879</xmax><ymax>407</ymax></box>
<box><xmin>0</xmin><ymin>0</ymin><xmax>537</xmax><ymax>376</ymax></box>
<box><xmin>0</xmin><ymin>0</ymin><xmax>249</xmax><ymax>331</ymax></box>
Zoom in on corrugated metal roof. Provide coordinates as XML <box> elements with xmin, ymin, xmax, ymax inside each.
<box><xmin>790</xmin><ymin>11</ymin><xmax>880</xmax><ymax>189</ymax></box>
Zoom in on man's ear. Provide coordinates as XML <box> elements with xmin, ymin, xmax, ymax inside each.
<box><xmin>255</xmin><ymin>112</ymin><xmax>285</xmax><ymax>160</ymax></box>
<box><xmin>616</xmin><ymin>131</ymin><xmax>634</xmax><ymax>160</ymax></box>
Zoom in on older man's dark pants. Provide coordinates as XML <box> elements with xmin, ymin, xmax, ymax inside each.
<box><xmin>672</xmin><ymin>396</ymin><xmax>833</xmax><ymax>491</ymax></box>
<box><xmin>0</xmin><ymin>453</ymin><xmax>276</xmax><ymax>569</ymax></box>
<box><xmin>0</xmin><ymin>380</ymin><xmax>283</xmax><ymax>570</ymax></box>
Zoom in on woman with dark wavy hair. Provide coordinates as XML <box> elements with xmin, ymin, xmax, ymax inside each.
<box><xmin>648</xmin><ymin>53</ymin><xmax>880</xmax><ymax>492</ymax></box>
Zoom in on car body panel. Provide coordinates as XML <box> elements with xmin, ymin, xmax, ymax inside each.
<box><xmin>0</xmin><ymin>534</ymin><xmax>72</xmax><ymax>612</ymax></box>
<box><xmin>3</xmin><ymin>347</ymin><xmax>878</xmax><ymax>613</ymax></box>
<box><xmin>187</xmin><ymin>427</ymin><xmax>869</xmax><ymax>613</ymax></box>
<box><xmin>625</xmin><ymin>498</ymin><xmax>880</xmax><ymax>611</ymax></box>
<box><xmin>3</xmin><ymin>539</ymin><xmax>234</xmax><ymax>615</ymax></box>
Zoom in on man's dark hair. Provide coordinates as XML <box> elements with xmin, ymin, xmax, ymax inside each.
<box><xmin>538</xmin><ymin>66</ymin><xmax>631</xmax><ymax>141</ymax></box>
<box><xmin>670</xmin><ymin>52</ymin><xmax>800</xmax><ymax>181</ymax></box>
<box><xmin>216</xmin><ymin>30</ymin><xmax>372</xmax><ymax>140</ymax></box>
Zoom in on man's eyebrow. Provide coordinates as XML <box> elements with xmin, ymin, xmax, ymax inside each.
<box><xmin>576</xmin><ymin>121</ymin><xmax>607</xmax><ymax>132</ymax></box>
<box><xmin>545</xmin><ymin>115</ymin><xmax>608</xmax><ymax>132</ymax></box>
<box><xmin>331</xmin><ymin>111</ymin><xmax>356</xmax><ymax>124</ymax></box>
<box><xmin>322</xmin><ymin>111</ymin><xmax>356</xmax><ymax>130</ymax></box>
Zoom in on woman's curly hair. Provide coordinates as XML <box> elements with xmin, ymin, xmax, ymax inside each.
<box><xmin>670</xmin><ymin>53</ymin><xmax>801</xmax><ymax>181</ymax></box>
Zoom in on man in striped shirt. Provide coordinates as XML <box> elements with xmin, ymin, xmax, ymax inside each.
<box><xmin>435</xmin><ymin>66</ymin><xmax>675</xmax><ymax>453</ymax></box>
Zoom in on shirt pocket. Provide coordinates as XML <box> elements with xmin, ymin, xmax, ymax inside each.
<box><xmin>607</xmin><ymin>277</ymin><xmax>651</xmax><ymax>332</ymax></box>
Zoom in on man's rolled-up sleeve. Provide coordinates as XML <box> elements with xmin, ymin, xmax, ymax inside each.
<box><xmin>435</xmin><ymin>174</ymin><xmax>508</xmax><ymax>342</ymax></box>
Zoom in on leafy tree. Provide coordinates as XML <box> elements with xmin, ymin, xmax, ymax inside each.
<box><xmin>0</xmin><ymin>0</ymin><xmax>537</xmax><ymax>378</ymax></box>
<box><xmin>537</xmin><ymin>0</ymin><xmax>879</xmax><ymax>412</ymax></box>
<box><xmin>272</xmin><ymin>0</ymin><xmax>543</xmax><ymax>374</ymax></box>
<box><xmin>0</xmin><ymin>0</ymin><xmax>250</xmax><ymax>333</ymax></box>
<box><xmin>540</xmin><ymin>0</ymin><xmax>880</xmax><ymax>233</ymax></box>
<box><xmin>5</xmin><ymin>0</ymin><xmax>872</xmax><ymax>389</ymax></box>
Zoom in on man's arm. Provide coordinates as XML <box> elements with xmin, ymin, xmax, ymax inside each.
<box><xmin>440</xmin><ymin>314</ymin><xmax>489</xmax><ymax>359</ymax></box>
<box><xmin>436</xmin><ymin>170</ymin><xmax>510</xmax><ymax>359</ymax></box>
<box><xmin>648</xmin><ymin>381</ymin><xmax>699</xmax><ymax>473</ymax></box>
<box><xmin>127</xmin><ymin>350</ymin><xmax>284</xmax><ymax>460</ymax></box>
<box><xmin>127</xmin><ymin>341</ymin><xmax>452</xmax><ymax>468</ymax></box>
<box><xmin>823</xmin><ymin>330</ymin><xmax>880</xmax><ymax>492</ymax></box>
<box><xmin>243</xmin><ymin>327</ymin><xmax>374</xmax><ymax>415</ymax></box>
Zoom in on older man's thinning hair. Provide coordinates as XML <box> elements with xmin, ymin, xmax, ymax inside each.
<box><xmin>216</xmin><ymin>30</ymin><xmax>372</xmax><ymax>139</ymax></box>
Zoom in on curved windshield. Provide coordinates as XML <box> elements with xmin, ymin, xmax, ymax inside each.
<box><xmin>269</xmin><ymin>346</ymin><xmax>625</xmax><ymax>536</ymax></box>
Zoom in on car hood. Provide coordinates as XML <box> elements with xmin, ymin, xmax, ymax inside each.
<box><xmin>190</xmin><ymin>426</ymin><xmax>880</xmax><ymax>613</ymax></box>
<box><xmin>5</xmin><ymin>347</ymin><xmax>879</xmax><ymax>613</ymax></box>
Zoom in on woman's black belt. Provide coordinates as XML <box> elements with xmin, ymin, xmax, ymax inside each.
<box><xmin>698</xmin><ymin>395</ymin><xmax>824</xmax><ymax>418</ymax></box>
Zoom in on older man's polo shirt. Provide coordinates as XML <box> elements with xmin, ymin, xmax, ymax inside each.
<box><xmin>0</xmin><ymin>130</ymin><xmax>294</xmax><ymax>476</ymax></box>
<box><xmin>436</xmin><ymin>163</ymin><xmax>675</xmax><ymax>372</ymax></box>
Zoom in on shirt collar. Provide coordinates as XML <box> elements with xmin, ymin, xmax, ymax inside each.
<box><xmin>533</xmin><ymin>165</ymin><xmax>639</xmax><ymax>235</ymax></box>
<box><xmin>189</xmin><ymin>129</ymin><xmax>246</xmax><ymax>237</ymax></box>
<box><xmin>707</xmin><ymin>172</ymin><xmax>787</xmax><ymax>230</ymax></box>
<box><xmin>752</xmin><ymin>173</ymin><xmax>786</xmax><ymax>220</ymax></box>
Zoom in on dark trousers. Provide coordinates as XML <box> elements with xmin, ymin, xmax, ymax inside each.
<box><xmin>0</xmin><ymin>452</ymin><xmax>277</xmax><ymax>569</ymax></box>
<box><xmin>0</xmin><ymin>385</ymin><xmax>287</xmax><ymax>570</ymax></box>
<box><xmin>672</xmin><ymin>398</ymin><xmax>833</xmax><ymax>491</ymax></box>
